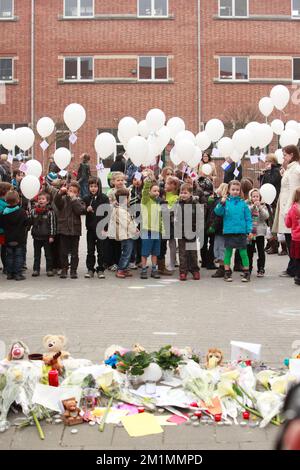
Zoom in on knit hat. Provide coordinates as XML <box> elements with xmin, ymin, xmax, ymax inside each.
<box><xmin>46</xmin><ymin>172</ymin><xmax>58</xmax><ymax>184</ymax></box>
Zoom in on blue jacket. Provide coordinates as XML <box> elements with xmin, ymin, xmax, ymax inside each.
<box><xmin>214</xmin><ymin>196</ymin><xmax>252</xmax><ymax>235</ymax></box>
<box><xmin>0</xmin><ymin>198</ymin><xmax>8</xmax><ymax>235</ymax></box>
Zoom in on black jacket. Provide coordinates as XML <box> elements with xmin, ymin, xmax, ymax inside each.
<box><xmin>83</xmin><ymin>180</ymin><xmax>110</xmax><ymax>232</ymax></box>
<box><xmin>260</xmin><ymin>164</ymin><xmax>282</xmax><ymax>198</ymax></box>
<box><xmin>224</xmin><ymin>162</ymin><xmax>243</xmax><ymax>184</ymax></box>
<box><xmin>207</xmin><ymin>196</ymin><xmax>224</xmax><ymax>235</ymax></box>
<box><xmin>29</xmin><ymin>206</ymin><xmax>57</xmax><ymax>240</ymax></box>
<box><xmin>0</xmin><ymin>205</ymin><xmax>28</xmax><ymax>246</ymax></box>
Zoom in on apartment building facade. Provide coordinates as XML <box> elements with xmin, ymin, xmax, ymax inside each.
<box><xmin>0</xmin><ymin>0</ymin><xmax>300</xmax><ymax>164</ymax></box>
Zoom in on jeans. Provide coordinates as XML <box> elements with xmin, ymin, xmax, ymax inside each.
<box><xmin>285</xmin><ymin>233</ymin><xmax>297</xmax><ymax>277</ymax></box>
<box><xmin>6</xmin><ymin>245</ymin><xmax>24</xmax><ymax>276</ymax></box>
<box><xmin>118</xmin><ymin>239</ymin><xmax>134</xmax><ymax>271</ymax></box>
<box><xmin>247</xmin><ymin>236</ymin><xmax>266</xmax><ymax>273</ymax></box>
<box><xmin>130</xmin><ymin>238</ymin><xmax>141</xmax><ymax>265</ymax></box>
<box><xmin>33</xmin><ymin>239</ymin><xmax>53</xmax><ymax>272</ymax></box>
<box><xmin>86</xmin><ymin>230</ymin><xmax>105</xmax><ymax>272</ymax></box>
<box><xmin>80</xmin><ymin>180</ymin><xmax>89</xmax><ymax>199</ymax></box>
<box><xmin>60</xmin><ymin>235</ymin><xmax>80</xmax><ymax>272</ymax></box>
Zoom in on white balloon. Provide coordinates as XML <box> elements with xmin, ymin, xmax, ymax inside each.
<box><xmin>142</xmin><ymin>363</ymin><xmax>162</xmax><ymax>383</ymax></box>
<box><xmin>256</xmin><ymin>124</ymin><xmax>273</xmax><ymax>149</ymax></box>
<box><xmin>20</xmin><ymin>175</ymin><xmax>40</xmax><ymax>200</ymax></box>
<box><xmin>37</xmin><ymin>117</ymin><xmax>55</xmax><ymax>139</ymax></box>
<box><xmin>118</xmin><ymin>117</ymin><xmax>138</xmax><ymax>143</ymax></box>
<box><xmin>245</xmin><ymin>121</ymin><xmax>261</xmax><ymax>149</ymax></box>
<box><xmin>167</xmin><ymin>117</ymin><xmax>185</xmax><ymax>140</ymax></box>
<box><xmin>175</xmin><ymin>139</ymin><xmax>196</xmax><ymax>163</ymax></box>
<box><xmin>270</xmin><ymin>85</ymin><xmax>290</xmax><ymax>111</ymax></box>
<box><xmin>1</xmin><ymin>128</ymin><xmax>16</xmax><ymax>151</ymax></box>
<box><xmin>205</xmin><ymin>119</ymin><xmax>224</xmax><ymax>142</ymax></box>
<box><xmin>15</xmin><ymin>127</ymin><xmax>35</xmax><ymax>152</ymax></box>
<box><xmin>155</xmin><ymin>126</ymin><xmax>171</xmax><ymax>154</ymax></box>
<box><xmin>175</xmin><ymin>130</ymin><xmax>196</xmax><ymax>146</ymax></box>
<box><xmin>202</xmin><ymin>163</ymin><xmax>213</xmax><ymax>175</ymax></box>
<box><xmin>196</xmin><ymin>131</ymin><xmax>211</xmax><ymax>151</ymax></box>
<box><xmin>271</xmin><ymin>119</ymin><xmax>284</xmax><ymax>136</ymax></box>
<box><xmin>95</xmin><ymin>133</ymin><xmax>116</xmax><ymax>160</ymax></box>
<box><xmin>63</xmin><ymin>103</ymin><xmax>86</xmax><ymax>132</ymax></box>
<box><xmin>260</xmin><ymin>184</ymin><xmax>277</xmax><ymax>205</ymax></box>
<box><xmin>127</xmin><ymin>136</ymin><xmax>148</xmax><ymax>166</ymax></box>
<box><xmin>279</xmin><ymin>129</ymin><xmax>299</xmax><ymax>147</ymax></box>
<box><xmin>138</xmin><ymin>120</ymin><xmax>150</xmax><ymax>138</ymax></box>
<box><xmin>146</xmin><ymin>108</ymin><xmax>166</xmax><ymax>132</ymax></box>
<box><xmin>232</xmin><ymin>129</ymin><xmax>252</xmax><ymax>154</ymax></box>
<box><xmin>231</xmin><ymin>149</ymin><xmax>243</xmax><ymax>163</ymax></box>
<box><xmin>54</xmin><ymin>147</ymin><xmax>71</xmax><ymax>170</ymax></box>
<box><xmin>188</xmin><ymin>147</ymin><xmax>202</xmax><ymax>168</ymax></box>
<box><xmin>217</xmin><ymin>137</ymin><xmax>234</xmax><ymax>157</ymax></box>
<box><xmin>286</xmin><ymin>120</ymin><xmax>300</xmax><ymax>137</ymax></box>
<box><xmin>25</xmin><ymin>159</ymin><xmax>42</xmax><ymax>178</ymax></box>
<box><xmin>259</xmin><ymin>97</ymin><xmax>274</xmax><ymax>117</ymax></box>
<box><xmin>169</xmin><ymin>148</ymin><xmax>182</xmax><ymax>166</ymax></box>
<box><xmin>275</xmin><ymin>149</ymin><xmax>284</xmax><ymax>164</ymax></box>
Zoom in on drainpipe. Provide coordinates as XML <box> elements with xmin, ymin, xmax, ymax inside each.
<box><xmin>197</xmin><ymin>0</ymin><xmax>201</xmax><ymax>131</ymax></box>
<box><xmin>31</xmin><ymin>0</ymin><xmax>35</xmax><ymax>158</ymax></box>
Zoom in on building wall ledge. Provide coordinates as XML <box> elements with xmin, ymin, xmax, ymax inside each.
<box><xmin>58</xmin><ymin>78</ymin><xmax>174</xmax><ymax>84</ymax></box>
<box><xmin>214</xmin><ymin>14</ymin><xmax>300</xmax><ymax>22</ymax></box>
<box><xmin>214</xmin><ymin>78</ymin><xmax>293</xmax><ymax>84</ymax></box>
<box><xmin>0</xmin><ymin>80</ymin><xmax>18</xmax><ymax>85</ymax></box>
<box><xmin>0</xmin><ymin>16</ymin><xmax>19</xmax><ymax>22</ymax></box>
<box><xmin>58</xmin><ymin>14</ymin><xmax>175</xmax><ymax>21</ymax></box>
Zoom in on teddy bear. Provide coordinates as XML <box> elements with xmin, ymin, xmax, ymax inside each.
<box><xmin>205</xmin><ymin>348</ymin><xmax>224</xmax><ymax>369</ymax></box>
<box><xmin>62</xmin><ymin>397</ymin><xmax>83</xmax><ymax>426</ymax></box>
<box><xmin>42</xmin><ymin>335</ymin><xmax>70</xmax><ymax>375</ymax></box>
<box><xmin>6</xmin><ymin>341</ymin><xmax>29</xmax><ymax>361</ymax></box>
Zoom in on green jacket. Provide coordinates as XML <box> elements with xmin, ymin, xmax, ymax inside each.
<box><xmin>141</xmin><ymin>180</ymin><xmax>162</xmax><ymax>233</ymax></box>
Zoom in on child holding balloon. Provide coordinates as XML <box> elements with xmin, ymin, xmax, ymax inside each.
<box><xmin>247</xmin><ymin>189</ymin><xmax>269</xmax><ymax>277</ymax></box>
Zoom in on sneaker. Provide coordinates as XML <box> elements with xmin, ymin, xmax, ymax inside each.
<box><xmin>47</xmin><ymin>271</ymin><xmax>54</xmax><ymax>277</ymax></box>
<box><xmin>97</xmin><ymin>271</ymin><xmax>105</xmax><ymax>279</ymax></box>
<box><xmin>140</xmin><ymin>270</ymin><xmax>148</xmax><ymax>280</ymax></box>
<box><xmin>257</xmin><ymin>270</ymin><xmax>265</xmax><ymax>278</ymax></box>
<box><xmin>15</xmin><ymin>274</ymin><xmax>26</xmax><ymax>281</ymax></box>
<box><xmin>85</xmin><ymin>271</ymin><xmax>94</xmax><ymax>279</ymax></box>
<box><xmin>70</xmin><ymin>272</ymin><xmax>78</xmax><ymax>279</ymax></box>
<box><xmin>179</xmin><ymin>273</ymin><xmax>187</xmax><ymax>281</ymax></box>
<box><xmin>192</xmin><ymin>272</ymin><xmax>200</xmax><ymax>281</ymax></box>
<box><xmin>151</xmin><ymin>270</ymin><xmax>161</xmax><ymax>279</ymax></box>
<box><xmin>60</xmin><ymin>270</ymin><xmax>68</xmax><ymax>279</ymax></box>
<box><xmin>241</xmin><ymin>271</ymin><xmax>251</xmax><ymax>283</ymax></box>
<box><xmin>224</xmin><ymin>270</ymin><xmax>233</xmax><ymax>282</ymax></box>
<box><xmin>129</xmin><ymin>263</ymin><xmax>138</xmax><ymax>270</ymax></box>
<box><xmin>116</xmin><ymin>270</ymin><xmax>126</xmax><ymax>279</ymax></box>
<box><xmin>124</xmin><ymin>270</ymin><xmax>133</xmax><ymax>277</ymax></box>
<box><xmin>211</xmin><ymin>267</ymin><xmax>225</xmax><ymax>278</ymax></box>
<box><xmin>7</xmin><ymin>274</ymin><xmax>14</xmax><ymax>280</ymax></box>
<box><xmin>109</xmin><ymin>264</ymin><xmax>118</xmax><ymax>272</ymax></box>
<box><xmin>279</xmin><ymin>271</ymin><xmax>292</xmax><ymax>278</ymax></box>
<box><xmin>32</xmin><ymin>271</ymin><xmax>40</xmax><ymax>277</ymax></box>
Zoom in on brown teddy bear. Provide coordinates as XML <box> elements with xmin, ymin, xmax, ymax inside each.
<box><xmin>43</xmin><ymin>335</ymin><xmax>70</xmax><ymax>375</ymax></box>
<box><xmin>62</xmin><ymin>397</ymin><xmax>83</xmax><ymax>426</ymax></box>
<box><xmin>205</xmin><ymin>348</ymin><xmax>224</xmax><ymax>369</ymax></box>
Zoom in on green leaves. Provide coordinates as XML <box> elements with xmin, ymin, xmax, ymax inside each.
<box><xmin>154</xmin><ymin>345</ymin><xmax>184</xmax><ymax>371</ymax></box>
<box><xmin>116</xmin><ymin>351</ymin><xmax>152</xmax><ymax>376</ymax></box>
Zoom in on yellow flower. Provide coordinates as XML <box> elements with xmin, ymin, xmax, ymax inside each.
<box><xmin>256</xmin><ymin>370</ymin><xmax>275</xmax><ymax>389</ymax></box>
<box><xmin>217</xmin><ymin>380</ymin><xmax>236</xmax><ymax>399</ymax></box>
<box><xmin>270</xmin><ymin>374</ymin><xmax>296</xmax><ymax>396</ymax></box>
<box><xmin>97</xmin><ymin>371</ymin><xmax>114</xmax><ymax>394</ymax></box>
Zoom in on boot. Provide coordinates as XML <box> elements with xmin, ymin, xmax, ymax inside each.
<box><xmin>211</xmin><ymin>266</ymin><xmax>225</xmax><ymax>278</ymax></box>
<box><xmin>60</xmin><ymin>269</ymin><xmax>68</xmax><ymax>279</ymax></box>
<box><xmin>266</xmin><ymin>237</ymin><xmax>278</xmax><ymax>255</ymax></box>
<box><xmin>157</xmin><ymin>258</ymin><xmax>172</xmax><ymax>276</ymax></box>
<box><xmin>278</xmin><ymin>242</ymin><xmax>288</xmax><ymax>256</ymax></box>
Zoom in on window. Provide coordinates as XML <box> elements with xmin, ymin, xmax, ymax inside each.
<box><xmin>0</xmin><ymin>58</ymin><xmax>13</xmax><ymax>81</ymax></box>
<box><xmin>292</xmin><ymin>0</ymin><xmax>300</xmax><ymax>17</ymax></box>
<box><xmin>219</xmin><ymin>0</ymin><xmax>248</xmax><ymax>17</ymax></box>
<box><xmin>138</xmin><ymin>0</ymin><xmax>168</xmax><ymax>17</ymax></box>
<box><xmin>138</xmin><ymin>56</ymin><xmax>168</xmax><ymax>81</ymax></box>
<box><xmin>0</xmin><ymin>0</ymin><xmax>13</xmax><ymax>18</ymax></box>
<box><xmin>64</xmin><ymin>0</ymin><xmax>94</xmax><ymax>17</ymax></box>
<box><xmin>219</xmin><ymin>56</ymin><xmax>248</xmax><ymax>81</ymax></box>
<box><xmin>64</xmin><ymin>57</ymin><xmax>93</xmax><ymax>81</ymax></box>
<box><xmin>293</xmin><ymin>58</ymin><xmax>300</xmax><ymax>81</ymax></box>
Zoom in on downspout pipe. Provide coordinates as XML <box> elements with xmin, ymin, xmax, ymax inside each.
<box><xmin>197</xmin><ymin>0</ymin><xmax>201</xmax><ymax>131</ymax></box>
<box><xmin>31</xmin><ymin>0</ymin><xmax>35</xmax><ymax>158</ymax></box>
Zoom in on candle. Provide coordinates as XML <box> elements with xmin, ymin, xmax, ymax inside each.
<box><xmin>214</xmin><ymin>414</ymin><xmax>222</xmax><ymax>422</ymax></box>
<box><xmin>243</xmin><ymin>411</ymin><xmax>250</xmax><ymax>420</ymax></box>
<box><xmin>48</xmin><ymin>369</ymin><xmax>59</xmax><ymax>387</ymax></box>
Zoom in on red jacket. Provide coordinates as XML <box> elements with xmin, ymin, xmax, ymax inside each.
<box><xmin>285</xmin><ymin>203</ymin><xmax>300</xmax><ymax>242</ymax></box>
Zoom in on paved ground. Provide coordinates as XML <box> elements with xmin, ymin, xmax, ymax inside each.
<box><xmin>1</xmin><ymin>229</ymin><xmax>299</xmax><ymax>450</ymax></box>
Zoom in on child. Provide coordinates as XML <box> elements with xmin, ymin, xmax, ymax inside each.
<box><xmin>159</xmin><ymin>167</ymin><xmax>174</xmax><ymax>197</ymax></box>
<box><xmin>107</xmin><ymin>172</ymin><xmax>126</xmax><ymax>204</ymax></box>
<box><xmin>247</xmin><ymin>188</ymin><xmax>269</xmax><ymax>277</ymax></box>
<box><xmin>54</xmin><ymin>181</ymin><xmax>86</xmax><ymax>279</ymax></box>
<box><xmin>108</xmin><ymin>188</ymin><xmax>138</xmax><ymax>278</ymax></box>
<box><xmin>83</xmin><ymin>177</ymin><xmax>109</xmax><ymax>279</ymax></box>
<box><xmin>140</xmin><ymin>175</ymin><xmax>162</xmax><ymax>279</ymax></box>
<box><xmin>158</xmin><ymin>176</ymin><xmax>180</xmax><ymax>274</ymax></box>
<box><xmin>128</xmin><ymin>173</ymin><xmax>143</xmax><ymax>269</ymax></box>
<box><xmin>29</xmin><ymin>191</ymin><xmax>56</xmax><ymax>277</ymax></box>
<box><xmin>285</xmin><ymin>188</ymin><xmax>300</xmax><ymax>286</ymax></box>
<box><xmin>0</xmin><ymin>182</ymin><xmax>12</xmax><ymax>273</ymax></box>
<box><xmin>106</xmin><ymin>172</ymin><xmax>126</xmax><ymax>270</ymax></box>
<box><xmin>208</xmin><ymin>183</ymin><xmax>228</xmax><ymax>278</ymax></box>
<box><xmin>11</xmin><ymin>170</ymin><xmax>24</xmax><ymax>191</ymax></box>
<box><xmin>174</xmin><ymin>184</ymin><xmax>201</xmax><ymax>281</ymax></box>
<box><xmin>214</xmin><ymin>180</ymin><xmax>253</xmax><ymax>282</ymax></box>
<box><xmin>0</xmin><ymin>191</ymin><xmax>28</xmax><ymax>281</ymax></box>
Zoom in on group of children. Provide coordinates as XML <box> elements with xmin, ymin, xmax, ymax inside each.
<box><xmin>0</xmin><ymin>163</ymin><xmax>300</xmax><ymax>286</ymax></box>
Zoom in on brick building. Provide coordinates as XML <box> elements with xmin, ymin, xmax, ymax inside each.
<box><xmin>0</xmin><ymin>0</ymin><xmax>300</xmax><ymax>169</ymax></box>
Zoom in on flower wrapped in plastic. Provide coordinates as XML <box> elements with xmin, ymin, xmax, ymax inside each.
<box><xmin>254</xmin><ymin>391</ymin><xmax>284</xmax><ymax>428</ymax></box>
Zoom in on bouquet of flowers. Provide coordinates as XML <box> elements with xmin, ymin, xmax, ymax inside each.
<box><xmin>153</xmin><ymin>346</ymin><xmax>185</xmax><ymax>372</ymax></box>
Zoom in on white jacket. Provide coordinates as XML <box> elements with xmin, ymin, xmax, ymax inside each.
<box><xmin>273</xmin><ymin>161</ymin><xmax>300</xmax><ymax>234</ymax></box>
<box><xmin>107</xmin><ymin>205</ymin><xmax>137</xmax><ymax>241</ymax></box>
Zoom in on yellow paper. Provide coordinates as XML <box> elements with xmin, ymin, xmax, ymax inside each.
<box><xmin>121</xmin><ymin>412</ymin><xmax>164</xmax><ymax>437</ymax></box>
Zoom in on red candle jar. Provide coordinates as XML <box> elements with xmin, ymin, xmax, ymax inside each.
<box><xmin>138</xmin><ymin>407</ymin><xmax>145</xmax><ymax>414</ymax></box>
<box><xmin>190</xmin><ymin>402</ymin><xmax>198</xmax><ymax>408</ymax></box>
<box><xmin>243</xmin><ymin>411</ymin><xmax>250</xmax><ymax>420</ymax></box>
<box><xmin>48</xmin><ymin>369</ymin><xmax>59</xmax><ymax>387</ymax></box>
<box><xmin>194</xmin><ymin>411</ymin><xmax>202</xmax><ymax>419</ymax></box>
<box><xmin>214</xmin><ymin>414</ymin><xmax>222</xmax><ymax>422</ymax></box>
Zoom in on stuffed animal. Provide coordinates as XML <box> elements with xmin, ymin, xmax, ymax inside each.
<box><xmin>42</xmin><ymin>335</ymin><xmax>70</xmax><ymax>375</ymax></box>
<box><xmin>206</xmin><ymin>348</ymin><xmax>223</xmax><ymax>369</ymax></box>
<box><xmin>6</xmin><ymin>341</ymin><xmax>29</xmax><ymax>361</ymax></box>
<box><xmin>62</xmin><ymin>397</ymin><xmax>83</xmax><ymax>426</ymax></box>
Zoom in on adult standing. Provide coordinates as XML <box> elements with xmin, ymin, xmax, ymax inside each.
<box><xmin>0</xmin><ymin>154</ymin><xmax>11</xmax><ymax>182</ymax></box>
<box><xmin>198</xmin><ymin>152</ymin><xmax>217</xmax><ymax>182</ymax></box>
<box><xmin>77</xmin><ymin>153</ymin><xmax>91</xmax><ymax>199</ymax></box>
<box><xmin>223</xmin><ymin>157</ymin><xmax>243</xmax><ymax>184</ymax></box>
<box><xmin>110</xmin><ymin>153</ymin><xmax>126</xmax><ymax>174</ymax></box>
<box><xmin>273</xmin><ymin>145</ymin><xmax>300</xmax><ymax>277</ymax></box>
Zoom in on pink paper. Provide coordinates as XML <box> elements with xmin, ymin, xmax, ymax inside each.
<box><xmin>117</xmin><ymin>404</ymin><xmax>139</xmax><ymax>415</ymax></box>
<box><xmin>167</xmin><ymin>414</ymin><xmax>188</xmax><ymax>425</ymax></box>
